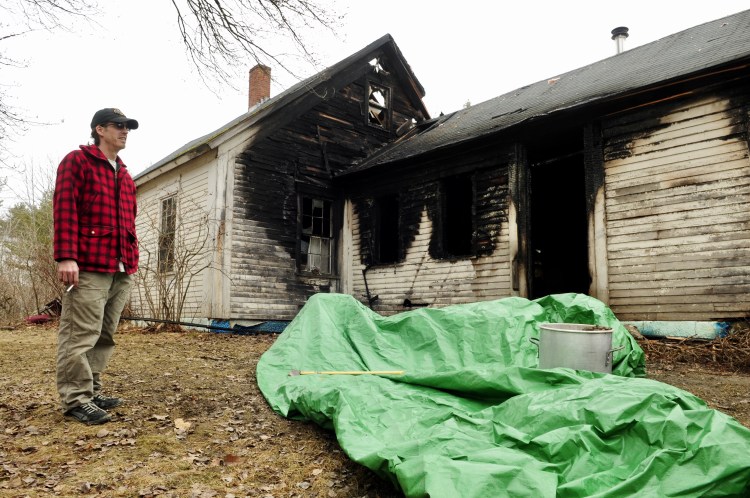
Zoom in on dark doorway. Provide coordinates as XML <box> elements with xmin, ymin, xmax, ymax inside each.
<box><xmin>528</xmin><ymin>138</ymin><xmax>590</xmax><ymax>298</ymax></box>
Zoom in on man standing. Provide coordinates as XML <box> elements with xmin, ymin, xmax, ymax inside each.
<box><xmin>54</xmin><ymin>108</ymin><xmax>140</xmax><ymax>425</ymax></box>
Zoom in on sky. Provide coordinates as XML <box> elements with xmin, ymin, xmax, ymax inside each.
<box><xmin>2</xmin><ymin>0</ymin><xmax>749</xmax><ymax>207</ymax></box>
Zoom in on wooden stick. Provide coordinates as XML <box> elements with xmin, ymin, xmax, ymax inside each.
<box><xmin>289</xmin><ymin>369</ymin><xmax>404</xmax><ymax>376</ymax></box>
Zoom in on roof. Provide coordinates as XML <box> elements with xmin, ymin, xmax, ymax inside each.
<box><xmin>342</xmin><ymin>9</ymin><xmax>750</xmax><ymax>175</ymax></box>
<box><xmin>134</xmin><ymin>34</ymin><xmax>427</xmax><ymax>183</ymax></box>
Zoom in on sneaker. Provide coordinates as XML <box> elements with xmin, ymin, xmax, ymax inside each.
<box><xmin>92</xmin><ymin>393</ymin><xmax>122</xmax><ymax>410</ymax></box>
<box><xmin>65</xmin><ymin>402</ymin><xmax>111</xmax><ymax>425</ymax></box>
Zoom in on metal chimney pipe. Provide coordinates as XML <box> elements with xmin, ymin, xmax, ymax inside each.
<box><xmin>611</xmin><ymin>27</ymin><xmax>629</xmax><ymax>54</ymax></box>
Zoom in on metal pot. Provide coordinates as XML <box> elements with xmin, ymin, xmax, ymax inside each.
<box><xmin>530</xmin><ymin>323</ymin><xmax>624</xmax><ymax>373</ymax></box>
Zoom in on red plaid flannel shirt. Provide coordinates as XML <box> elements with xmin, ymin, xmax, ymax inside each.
<box><xmin>53</xmin><ymin>145</ymin><xmax>139</xmax><ymax>274</ymax></box>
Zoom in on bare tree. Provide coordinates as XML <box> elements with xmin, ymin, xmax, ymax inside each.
<box><xmin>1</xmin><ymin>0</ymin><xmax>98</xmax><ymax>164</ymax></box>
<box><xmin>0</xmin><ymin>0</ymin><xmax>338</xmax><ymax>161</ymax></box>
<box><xmin>1</xmin><ymin>0</ymin><xmax>97</xmax><ymax>29</ymax></box>
<box><xmin>171</xmin><ymin>0</ymin><xmax>338</xmax><ymax>83</ymax></box>
<box><xmin>133</xmin><ymin>188</ymin><xmax>231</xmax><ymax>326</ymax></box>
<box><xmin>0</xmin><ymin>162</ymin><xmax>57</xmax><ymax>323</ymax></box>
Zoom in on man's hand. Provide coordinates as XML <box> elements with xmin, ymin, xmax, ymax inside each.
<box><xmin>57</xmin><ymin>259</ymin><xmax>79</xmax><ymax>287</ymax></box>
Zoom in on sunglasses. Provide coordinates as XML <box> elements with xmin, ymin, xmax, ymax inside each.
<box><xmin>104</xmin><ymin>122</ymin><xmax>131</xmax><ymax>130</ymax></box>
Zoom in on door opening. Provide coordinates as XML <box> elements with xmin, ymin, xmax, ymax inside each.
<box><xmin>529</xmin><ymin>152</ymin><xmax>590</xmax><ymax>298</ymax></box>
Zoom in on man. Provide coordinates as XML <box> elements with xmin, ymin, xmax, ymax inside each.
<box><xmin>54</xmin><ymin>108</ymin><xmax>140</xmax><ymax>425</ymax></box>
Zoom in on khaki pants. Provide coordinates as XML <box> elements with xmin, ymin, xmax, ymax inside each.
<box><xmin>56</xmin><ymin>271</ymin><xmax>133</xmax><ymax>412</ymax></box>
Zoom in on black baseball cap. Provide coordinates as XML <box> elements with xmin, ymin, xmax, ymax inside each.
<box><xmin>90</xmin><ymin>108</ymin><xmax>139</xmax><ymax>130</ymax></box>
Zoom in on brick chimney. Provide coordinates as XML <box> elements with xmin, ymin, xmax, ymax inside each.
<box><xmin>248</xmin><ymin>64</ymin><xmax>271</xmax><ymax>109</ymax></box>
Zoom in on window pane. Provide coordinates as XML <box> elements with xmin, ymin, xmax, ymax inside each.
<box><xmin>300</xmin><ymin>235</ymin><xmax>309</xmax><ymax>267</ymax></box>
<box><xmin>302</xmin><ymin>215</ymin><xmax>312</xmax><ymax>234</ymax></box>
<box><xmin>159</xmin><ymin>196</ymin><xmax>177</xmax><ymax>272</ymax></box>
<box><xmin>320</xmin><ymin>238</ymin><xmax>331</xmax><ymax>274</ymax></box>
<box><xmin>370</xmin><ymin>88</ymin><xmax>385</xmax><ymax>105</ymax></box>
<box><xmin>367</xmin><ymin>83</ymin><xmax>390</xmax><ymax>128</ymax></box>
<box><xmin>299</xmin><ymin>196</ymin><xmax>334</xmax><ymax>274</ymax></box>
<box><xmin>307</xmin><ymin>236</ymin><xmax>321</xmax><ymax>271</ymax></box>
<box><xmin>312</xmin><ymin>198</ymin><xmax>323</xmax><ymax>216</ymax></box>
<box><xmin>323</xmin><ymin>201</ymin><xmax>332</xmax><ymax>236</ymax></box>
<box><xmin>309</xmin><ymin>236</ymin><xmax>321</xmax><ymax>254</ymax></box>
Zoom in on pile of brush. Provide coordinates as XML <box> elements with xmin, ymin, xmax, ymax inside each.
<box><xmin>636</xmin><ymin>321</ymin><xmax>750</xmax><ymax>372</ymax></box>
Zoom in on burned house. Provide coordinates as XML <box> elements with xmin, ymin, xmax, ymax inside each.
<box><xmin>134</xmin><ymin>10</ymin><xmax>750</xmax><ymax>335</ymax></box>
<box><xmin>337</xmin><ymin>10</ymin><xmax>750</xmax><ymax>334</ymax></box>
<box><xmin>132</xmin><ymin>35</ymin><xmax>428</xmax><ymax>327</ymax></box>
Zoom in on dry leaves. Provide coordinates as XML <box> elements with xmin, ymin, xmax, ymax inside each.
<box><xmin>0</xmin><ymin>325</ymin><xmax>398</xmax><ymax>497</ymax></box>
<box><xmin>2</xmin><ymin>322</ymin><xmax>748</xmax><ymax>497</ymax></box>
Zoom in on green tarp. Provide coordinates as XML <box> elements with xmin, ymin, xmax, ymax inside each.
<box><xmin>257</xmin><ymin>293</ymin><xmax>750</xmax><ymax>497</ymax></box>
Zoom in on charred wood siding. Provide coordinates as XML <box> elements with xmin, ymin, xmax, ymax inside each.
<box><xmin>603</xmin><ymin>90</ymin><xmax>750</xmax><ymax>320</ymax></box>
<box><xmin>354</xmin><ymin>182</ymin><xmax>431</xmax><ymax>267</ymax></box>
<box><xmin>230</xmin><ymin>70</ymin><xmax>425</xmax><ymax>320</ymax></box>
<box><xmin>232</xmin><ymin>152</ymin><xmax>302</xmax><ymax>319</ymax></box>
<box><xmin>348</xmin><ymin>158</ymin><xmax>512</xmax><ymax>314</ymax></box>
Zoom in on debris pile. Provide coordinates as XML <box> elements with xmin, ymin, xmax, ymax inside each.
<box><xmin>638</xmin><ymin>321</ymin><xmax>750</xmax><ymax>372</ymax></box>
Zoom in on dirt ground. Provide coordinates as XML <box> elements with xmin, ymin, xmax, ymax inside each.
<box><xmin>1</xmin><ymin>323</ymin><xmax>749</xmax><ymax>497</ymax></box>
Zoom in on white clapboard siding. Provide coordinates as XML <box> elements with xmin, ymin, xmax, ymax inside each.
<box><xmin>603</xmin><ymin>94</ymin><xmax>750</xmax><ymax>320</ymax></box>
<box><xmin>133</xmin><ymin>156</ymin><xmax>213</xmax><ymax>321</ymax></box>
<box><xmin>350</xmin><ymin>208</ymin><xmax>512</xmax><ymax>314</ymax></box>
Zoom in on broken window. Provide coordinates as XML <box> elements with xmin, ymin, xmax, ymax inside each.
<box><xmin>441</xmin><ymin>175</ymin><xmax>474</xmax><ymax>257</ymax></box>
<box><xmin>375</xmin><ymin>194</ymin><xmax>400</xmax><ymax>264</ymax></box>
<box><xmin>369</xmin><ymin>57</ymin><xmax>385</xmax><ymax>73</ymax></box>
<box><xmin>367</xmin><ymin>82</ymin><xmax>390</xmax><ymax>129</ymax></box>
<box><xmin>300</xmin><ymin>197</ymin><xmax>333</xmax><ymax>274</ymax></box>
<box><xmin>158</xmin><ymin>195</ymin><xmax>177</xmax><ymax>273</ymax></box>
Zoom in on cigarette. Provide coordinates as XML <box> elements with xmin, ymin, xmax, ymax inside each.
<box><xmin>66</xmin><ymin>284</ymin><xmax>75</xmax><ymax>292</ymax></box>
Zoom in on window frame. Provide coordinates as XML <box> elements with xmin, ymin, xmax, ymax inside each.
<box><xmin>297</xmin><ymin>194</ymin><xmax>335</xmax><ymax>275</ymax></box>
<box><xmin>365</xmin><ymin>80</ymin><xmax>392</xmax><ymax>130</ymax></box>
<box><xmin>158</xmin><ymin>194</ymin><xmax>177</xmax><ymax>273</ymax></box>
